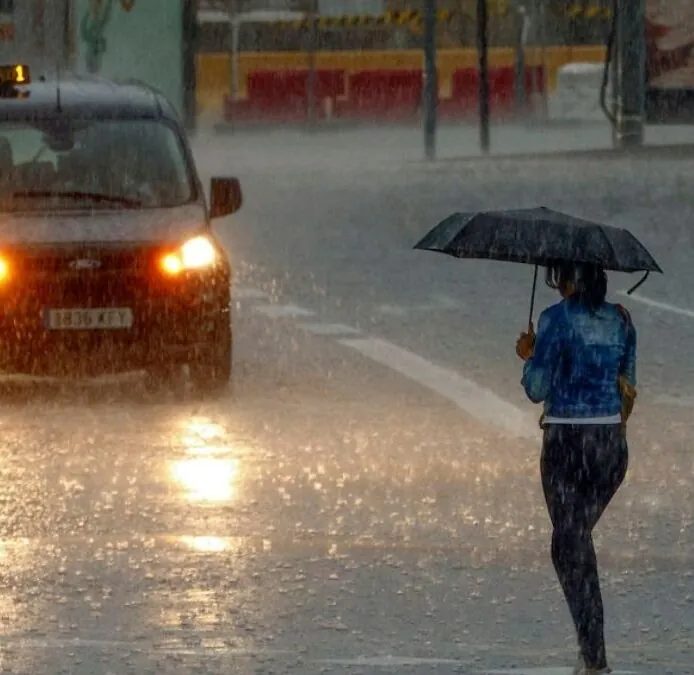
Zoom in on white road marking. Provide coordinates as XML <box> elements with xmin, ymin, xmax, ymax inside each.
<box><xmin>376</xmin><ymin>295</ymin><xmax>464</xmax><ymax>317</ymax></box>
<box><xmin>300</xmin><ymin>322</ymin><xmax>362</xmax><ymax>336</ymax></box>
<box><xmin>0</xmin><ymin>636</ymin><xmax>295</xmax><ymax>655</ymax></box>
<box><xmin>317</xmin><ymin>656</ymin><xmax>467</xmax><ymax>666</ymax></box>
<box><xmin>483</xmin><ymin>669</ymin><xmax>639</xmax><ymax>675</ymax></box>
<box><xmin>339</xmin><ymin>337</ymin><xmax>538</xmax><ymax>439</ymax></box>
<box><xmin>233</xmin><ymin>286</ymin><xmax>269</xmax><ymax>300</ymax></box>
<box><xmin>616</xmin><ymin>291</ymin><xmax>694</xmax><ymax>318</ymax></box>
<box><xmin>0</xmin><ymin>637</ymin><xmax>649</xmax><ymax>673</ymax></box>
<box><xmin>376</xmin><ymin>303</ymin><xmax>410</xmax><ymax>317</ymax></box>
<box><xmin>253</xmin><ymin>303</ymin><xmax>316</xmax><ymax>318</ymax></box>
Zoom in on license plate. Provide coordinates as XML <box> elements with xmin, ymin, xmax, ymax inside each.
<box><xmin>45</xmin><ymin>308</ymin><xmax>134</xmax><ymax>330</ymax></box>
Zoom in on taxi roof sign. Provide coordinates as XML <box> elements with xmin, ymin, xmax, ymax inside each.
<box><xmin>0</xmin><ymin>65</ymin><xmax>30</xmax><ymax>86</ymax></box>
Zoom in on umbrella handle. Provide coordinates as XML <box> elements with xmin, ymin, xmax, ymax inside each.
<box><xmin>626</xmin><ymin>271</ymin><xmax>649</xmax><ymax>295</ymax></box>
<box><xmin>528</xmin><ymin>264</ymin><xmax>539</xmax><ymax>332</ymax></box>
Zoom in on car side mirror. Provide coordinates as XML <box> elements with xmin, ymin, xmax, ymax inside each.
<box><xmin>210</xmin><ymin>177</ymin><xmax>242</xmax><ymax>219</ymax></box>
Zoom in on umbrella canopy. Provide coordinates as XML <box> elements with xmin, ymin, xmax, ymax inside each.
<box><xmin>414</xmin><ymin>207</ymin><xmax>662</xmax><ymax>274</ymax></box>
<box><xmin>414</xmin><ymin>207</ymin><xmax>663</xmax><ymax>329</ymax></box>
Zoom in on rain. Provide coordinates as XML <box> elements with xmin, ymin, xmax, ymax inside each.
<box><xmin>0</xmin><ymin>0</ymin><xmax>691</xmax><ymax>674</ymax></box>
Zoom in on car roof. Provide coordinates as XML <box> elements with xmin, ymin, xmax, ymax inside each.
<box><xmin>0</xmin><ymin>74</ymin><xmax>181</xmax><ymax>123</ymax></box>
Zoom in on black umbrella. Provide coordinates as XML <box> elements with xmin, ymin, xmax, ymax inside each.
<box><xmin>414</xmin><ymin>206</ymin><xmax>663</xmax><ymax>328</ymax></box>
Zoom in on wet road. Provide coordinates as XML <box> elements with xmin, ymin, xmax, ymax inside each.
<box><xmin>1</xmin><ymin>127</ymin><xmax>693</xmax><ymax>674</ymax></box>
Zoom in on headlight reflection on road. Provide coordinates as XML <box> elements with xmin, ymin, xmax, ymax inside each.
<box><xmin>0</xmin><ymin>538</ymin><xmax>48</xmax><ymax>636</ymax></box>
<box><xmin>184</xmin><ymin>420</ymin><xmax>226</xmax><ymax>443</ymax></box>
<box><xmin>169</xmin><ymin>418</ymin><xmax>244</xmax><ymax>502</ymax></box>
<box><xmin>179</xmin><ymin>535</ymin><xmax>230</xmax><ymax>553</ymax></box>
<box><xmin>169</xmin><ymin>457</ymin><xmax>240</xmax><ymax>503</ymax></box>
<box><xmin>183</xmin><ymin>445</ymin><xmax>232</xmax><ymax>458</ymax></box>
<box><xmin>0</xmin><ymin>537</ymin><xmax>33</xmax><ymax>566</ymax></box>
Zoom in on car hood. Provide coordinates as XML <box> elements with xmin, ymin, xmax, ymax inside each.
<box><xmin>0</xmin><ymin>204</ymin><xmax>208</xmax><ymax>246</ymax></box>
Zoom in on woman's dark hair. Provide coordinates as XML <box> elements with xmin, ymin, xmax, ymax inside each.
<box><xmin>545</xmin><ymin>261</ymin><xmax>607</xmax><ymax>311</ymax></box>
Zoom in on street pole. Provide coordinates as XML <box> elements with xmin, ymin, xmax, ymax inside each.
<box><xmin>514</xmin><ymin>5</ymin><xmax>527</xmax><ymax>115</ymax></box>
<box><xmin>227</xmin><ymin>0</ymin><xmax>238</xmax><ymax>133</ymax></box>
<box><xmin>476</xmin><ymin>0</ymin><xmax>490</xmax><ymax>153</ymax></box>
<box><xmin>63</xmin><ymin>0</ymin><xmax>74</xmax><ymax>70</ymax></box>
<box><xmin>306</xmin><ymin>5</ymin><xmax>317</xmax><ymax>130</ymax></box>
<box><xmin>423</xmin><ymin>0</ymin><xmax>438</xmax><ymax>160</ymax></box>
<box><xmin>532</xmin><ymin>0</ymin><xmax>549</xmax><ymax>119</ymax></box>
<box><xmin>535</xmin><ymin>0</ymin><xmax>549</xmax><ymax>119</ymax></box>
<box><xmin>182</xmin><ymin>0</ymin><xmax>197</xmax><ymax>133</ymax></box>
<box><xmin>614</xmin><ymin>0</ymin><xmax>646</xmax><ymax>149</ymax></box>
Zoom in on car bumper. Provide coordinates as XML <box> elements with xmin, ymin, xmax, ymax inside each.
<box><xmin>0</xmin><ymin>277</ymin><xmax>231</xmax><ymax>377</ymax></box>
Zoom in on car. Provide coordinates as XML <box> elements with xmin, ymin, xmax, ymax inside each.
<box><xmin>0</xmin><ymin>64</ymin><xmax>242</xmax><ymax>392</ymax></box>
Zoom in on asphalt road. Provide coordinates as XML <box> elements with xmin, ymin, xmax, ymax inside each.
<box><xmin>0</xmin><ymin>125</ymin><xmax>692</xmax><ymax>674</ymax></box>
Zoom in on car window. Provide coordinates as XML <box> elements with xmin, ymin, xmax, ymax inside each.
<box><xmin>0</xmin><ymin>119</ymin><xmax>196</xmax><ymax>211</ymax></box>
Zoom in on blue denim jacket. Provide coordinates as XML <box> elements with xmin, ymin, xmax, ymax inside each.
<box><xmin>521</xmin><ymin>298</ymin><xmax>637</xmax><ymax>418</ymax></box>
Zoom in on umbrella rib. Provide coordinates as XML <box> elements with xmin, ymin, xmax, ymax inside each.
<box><xmin>623</xmin><ymin>229</ymin><xmax>663</xmax><ymax>273</ymax></box>
<box><xmin>598</xmin><ymin>225</ymin><xmax>618</xmax><ymax>270</ymax></box>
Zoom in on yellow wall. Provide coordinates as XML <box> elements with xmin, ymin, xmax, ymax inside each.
<box><xmin>196</xmin><ymin>46</ymin><xmax>606</xmax><ymax>114</ymax></box>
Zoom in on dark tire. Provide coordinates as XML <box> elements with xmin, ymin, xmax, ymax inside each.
<box><xmin>189</xmin><ymin>321</ymin><xmax>232</xmax><ymax>394</ymax></box>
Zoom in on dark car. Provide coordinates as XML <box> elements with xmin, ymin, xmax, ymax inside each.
<box><xmin>0</xmin><ymin>65</ymin><xmax>242</xmax><ymax>392</ymax></box>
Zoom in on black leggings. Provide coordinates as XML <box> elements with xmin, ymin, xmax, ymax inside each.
<box><xmin>541</xmin><ymin>424</ymin><xmax>628</xmax><ymax>670</ymax></box>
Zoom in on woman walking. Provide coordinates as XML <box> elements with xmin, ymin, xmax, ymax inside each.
<box><xmin>515</xmin><ymin>261</ymin><xmax>637</xmax><ymax>675</ymax></box>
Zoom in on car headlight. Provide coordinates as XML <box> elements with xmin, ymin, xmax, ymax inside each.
<box><xmin>160</xmin><ymin>236</ymin><xmax>218</xmax><ymax>275</ymax></box>
<box><xmin>0</xmin><ymin>255</ymin><xmax>10</xmax><ymax>283</ymax></box>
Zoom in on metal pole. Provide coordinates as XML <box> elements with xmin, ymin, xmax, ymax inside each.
<box><xmin>227</xmin><ymin>0</ymin><xmax>238</xmax><ymax>132</ymax></box>
<box><xmin>610</xmin><ymin>26</ymin><xmax>619</xmax><ymax>129</ymax></box>
<box><xmin>306</xmin><ymin>5</ymin><xmax>317</xmax><ymax>129</ymax></box>
<box><xmin>536</xmin><ymin>0</ymin><xmax>549</xmax><ymax>118</ymax></box>
<box><xmin>528</xmin><ymin>0</ymin><xmax>548</xmax><ymax>119</ymax></box>
<box><xmin>514</xmin><ymin>6</ymin><xmax>527</xmax><ymax>115</ymax></box>
<box><xmin>63</xmin><ymin>0</ymin><xmax>74</xmax><ymax>70</ymax></box>
<box><xmin>182</xmin><ymin>0</ymin><xmax>197</xmax><ymax>133</ymax></box>
<box><xmin>477</xmin><ymin>0</ymin><xmax>490</xmax><ymax>153</ymax></box>
<box><xmin>423</xmin><ymin>0</ymin><xmax>438</xmax><ymax>160</ymax></box>
<box><xmin>231</xmin><ymin>22</ymin><xmax>240</xmax><ymax>100</ymax></box>
<box><xmin>614</xmin><ymin>0</ymin><xmax>646</xmax><ymax>148</ymax></box>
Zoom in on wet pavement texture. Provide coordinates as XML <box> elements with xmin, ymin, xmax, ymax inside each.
<box><xmin>0</xmin><ymin>127</ymin><xmax>693</xmax><ymax>674</ymax></box>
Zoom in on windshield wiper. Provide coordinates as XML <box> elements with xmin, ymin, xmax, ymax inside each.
<box><xmin>12</xmin><ymin>190</ymin><xmax>142</xmax><ymax>208</ymax></box>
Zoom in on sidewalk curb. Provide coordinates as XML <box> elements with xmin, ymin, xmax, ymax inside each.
<box><xmin>412</xmin><ymin>142</ymin><xmax>694</xmax><ymax>164</ymax></box>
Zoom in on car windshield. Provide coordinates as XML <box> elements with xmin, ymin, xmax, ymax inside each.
<box><xmin>0</xmin><ymin>118</ymin><xmax>196</xmax><ymax>211</ymax></box>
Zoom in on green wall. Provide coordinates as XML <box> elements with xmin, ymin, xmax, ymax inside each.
<box><xmin>73</xmin><ymin>0</ymin><xmax>184</xmax><ymax>117</ymax></box>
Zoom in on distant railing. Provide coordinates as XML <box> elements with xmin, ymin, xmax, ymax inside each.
<box><xmin>196</xmin><ymin>4</ymin><xmax>612</xmax><ymax>52</ymax></box>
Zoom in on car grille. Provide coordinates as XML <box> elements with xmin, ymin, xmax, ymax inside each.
<box><xmin>0</xmin><ymin>245</ymin><xmax>170</xmax><ymax>312</ymax></box>
<box><xmin>33</xmin><ymin>274</ymin><xmax>142</xmax><ymax>306</ymax></box>
<box><xmin>16</xmin><ymin>247</ymin><xmax>155</xmax><ymax>276</ymax></box>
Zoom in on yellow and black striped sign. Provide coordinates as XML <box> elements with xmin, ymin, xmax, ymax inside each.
<box><xmin>566</xmin><ymin>5</ymin><xmax>613</xmax><ymax>20</ymax></box>
<box><xmin>459</xmin><ymin>0</ymin><xmax>510</xmax><ymax>18</ymax></box>
<box><xmin>275</xmin><ymin>9</ymin><xmax>453</xmax><ymax>30</ymax></box>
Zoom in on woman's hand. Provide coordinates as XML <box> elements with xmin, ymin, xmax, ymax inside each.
<box><xmin>516</xmin><ymin>323</ymin><xmax>535</xmax><ymax>361</ymax></box>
